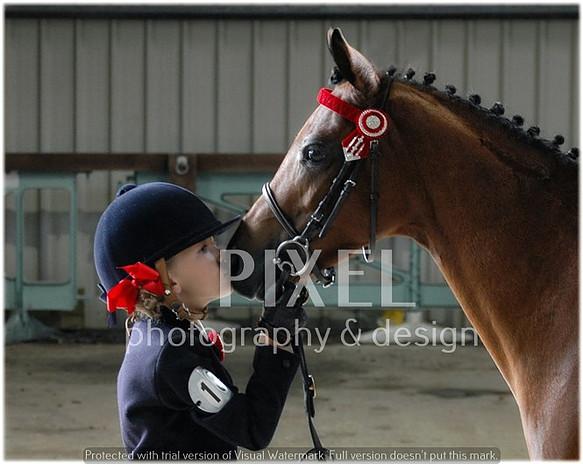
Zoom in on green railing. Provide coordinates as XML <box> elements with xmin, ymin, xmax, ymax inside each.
<box><xmin>4</xmin><ymin>173</ymin><xmax>77</xmax><ymax>311</ymax></box>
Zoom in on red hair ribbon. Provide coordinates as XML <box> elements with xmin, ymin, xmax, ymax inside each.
<box><xmin>106</xmin><ymin>262</ymin><xmax>166</xmax><ymax>315</ymax></box>
<box><xmin>317</xmin><ymin>88</ymin><xmax>390</xmax><ymax>161</ymax></box>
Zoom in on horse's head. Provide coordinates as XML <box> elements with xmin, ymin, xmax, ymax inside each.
<box><xmin>229</xmin><ymin>28</ymin><xmax>414</xmax><ymax>300</ymax></box>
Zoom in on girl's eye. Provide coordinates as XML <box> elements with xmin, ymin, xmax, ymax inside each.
<box><xmin>199</xmin><ymin>245</ymin><xmax>207</xmax><ymax>253</ymax></box>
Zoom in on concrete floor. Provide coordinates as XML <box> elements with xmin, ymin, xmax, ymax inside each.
<box><xmin>5</xmin><ymin>340</ymin><xmax>529</xmax><ymax>459</ymax></box>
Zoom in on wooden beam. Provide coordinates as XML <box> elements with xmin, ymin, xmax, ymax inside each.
<box><xmin>196</xmin><ymin>154</ymin><xmax>283</xmax><ymax>172</ymax></box>
<box><xmin>5</xmin><ymin>153</ymin><xmax>285</xmax><ymax>173</ymax></box>
<box><xmin>4</xmin><ymin>153</ymin><xmax>167</xmax><ymax>172</ymax></box>
<box><xmin>6</xmin><ymin>4</ymin><xmax>578</xmax><ymax>20</ymax></box>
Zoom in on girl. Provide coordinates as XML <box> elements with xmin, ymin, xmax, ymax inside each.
<box><xmin>93</xmin><ymin>182</ymin><xmax>306</xmax><ymax>460</ymax></box>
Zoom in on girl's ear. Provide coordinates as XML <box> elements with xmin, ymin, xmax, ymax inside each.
<box><xmin>171</xmin><ymin>279</ymin><xmax>182</xmax><ymax>296</ymax></box>
<box><xmin>166</xmin><ymin>267</ymin><xmax>183</xmax><ymax>295</ymax></box>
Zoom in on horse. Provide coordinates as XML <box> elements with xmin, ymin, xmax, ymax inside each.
<box><xmin>228</xmin><ymin>28</ymin><xmax>579</xmax><ymax>459</ymax></box>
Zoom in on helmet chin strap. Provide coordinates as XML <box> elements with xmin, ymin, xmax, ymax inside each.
<box><xmin>154</xmin><ymin>257</ymin><xmax>208</xmax><ymax>323</ymax></box>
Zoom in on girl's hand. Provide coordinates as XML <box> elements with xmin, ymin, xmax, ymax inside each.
<box><xmin>258</xmin><ymin>280</ymin><xmax>308</xmax><ymax>345</ymax></box>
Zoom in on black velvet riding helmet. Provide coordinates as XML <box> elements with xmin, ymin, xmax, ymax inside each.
<box><xmin>93</xmin><ymin>182</ymin><xmax>240</xmax><ymax>326</ymax></box>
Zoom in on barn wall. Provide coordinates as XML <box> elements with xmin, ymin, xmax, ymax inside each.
<box><xmin>5</xmin><ymin>16</ymin><xmax>579</xmax><ymax>327</ymax></box>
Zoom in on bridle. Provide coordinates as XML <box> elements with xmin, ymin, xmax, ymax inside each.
<box><xmin>262</xmin><ymin>69</ymin><xmax>395</xmax><ymax>287</ymax></box>
<box><xmin>261</xmin><ymin>69</ymin><xmax>395</xmax><ymax>461</ymax></box>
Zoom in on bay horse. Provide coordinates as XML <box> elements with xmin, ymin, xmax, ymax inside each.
<box><xmin>228</xmin><ymin>28</ymin><xmax>579</xmax><ymax>459</ymax></box>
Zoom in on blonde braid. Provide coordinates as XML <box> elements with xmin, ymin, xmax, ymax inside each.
<box><xmin>134</xmin><ymin>288</ymin><xmax>165</xmax><ymax>320</ymax></box>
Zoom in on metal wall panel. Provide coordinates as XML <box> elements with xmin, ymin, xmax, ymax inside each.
<box><xmin>362</xmin><ymin>20</ymin><xmax>399</xmax><ymax>71</ymax></box>
<box><xmin>467</xmin><ymin>21</ymin><xmax>502</xmax><ymax>103</ymax></box>
<box><xmin>539</xmin><ymin>20</ymin><xmax>578</xmax><ymax>141</ymax></box>
<box><xmin>76</xmin><ymin>20</ymin><xmax>110</xmax><ymax>152</ymax></box>
<box><xmin>40</xmin><ymin>19</ymin><xmax>75</xmax><ymax>152</ymax></box>
<box><xmin>433</xmin><ymin>21</ymin><xmax>467</xmax><ymax>92</ymax></box>
<box><xmin>5</xmin><ymin>19</ymin><xmax>39</xmax><ymax>152</ymax></box>
<box><xmin>288</xmin><ymin>21</ymin><xmax>325</xmax><ymax>141</ymax></box>
<box><xmin>5</xmin><ymin>17</ymin><xmax>578</xmax><ymax>328</ymax></box>
<box><xmin>7</xmin><ymin>17</ymin><xmax>579</xmax><ymax>153</ymax></box>
<box><xmin>182</xmin><ymin>20</ymin><xmax>217</xmax><ymax>152</ymax></box>
<box><xmin>111</xmin><ymin>20</ymin><xmax>145</xmax><ymax>152</ymax></box>
<box><xmin>503</xmin><ymin>21</ymin><xmax>538</xmax><ymax>123</ymax></box>
<box><xmin>146</xmin><ymin>20</ymin><xmax>181</xmax><ymax>153</ymax></box>
<box><xmin>253</xmin><ymin>20</ymin><xmax>288</xmax><ymax>152</ymax></box>
<box><xmin>217</xmin><ymin>20</ymin><xmax>253</xmax><ymax>152</ymax></box>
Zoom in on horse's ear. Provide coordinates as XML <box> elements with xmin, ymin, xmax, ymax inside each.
<box><xmin>326</xmin><ymin>27</ymin><xmax>380</xmax><ymax>97</ymax></box>
<box><xmin>326</xmin><ymin>28</ymin><xmax>356</xmax><ymax>84</ymax></box>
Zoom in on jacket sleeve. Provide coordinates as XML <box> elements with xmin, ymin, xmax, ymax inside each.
<box><xmin>155</xmin><ymin>340</ymin><xmax>300</xmax><ymax>451</ymax></box>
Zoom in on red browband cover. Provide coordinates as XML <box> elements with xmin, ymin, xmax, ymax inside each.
<box><xmin>317</xmin><ymin>87</ymin><xmax>390</xmax><ymax>160</ymax></box>
<box><xmin>317</xmin><ymin>88</ymin><xmax>362</xmax><ymax>123</ymax></box>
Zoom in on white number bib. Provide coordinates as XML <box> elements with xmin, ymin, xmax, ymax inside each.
<box><xmin>187</xmin><ymin>367</ymin><xmax>233</xmax><ymax>413</ymax></box>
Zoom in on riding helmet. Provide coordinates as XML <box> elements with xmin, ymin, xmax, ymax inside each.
<box><xmin>93</xmin><ymin>181</ymin><xmax>240</xmax><ymax>326</ymax></box>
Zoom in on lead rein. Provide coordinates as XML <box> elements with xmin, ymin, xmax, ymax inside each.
<box><xmin>264</xmin><ymin>69</ymin><xmax>396</xmax><ymax>460</ymax></box>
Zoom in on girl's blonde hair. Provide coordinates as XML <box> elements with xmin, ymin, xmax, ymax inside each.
<box><xmin>124</xmin><ymin>289</ymin><xmax>167</xmax><ymax>339</ymax></box>
<box><xmin>132</xmin><ymin>256</ymin><xmax>178</xmax><ymax>321</ymax></box>
<box><xmin>131</xmin><ymin>288</ymin><xmax>165</xmax><ymax>321</ymax></box>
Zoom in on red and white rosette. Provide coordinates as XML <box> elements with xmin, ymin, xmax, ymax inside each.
<box><xmin>317</xmin><ymin>87</ymin><xmax>391</xmax><ymax>161</ymax></box>
<box><xmin>358</xmin><ymin>109</ymin><xmax>389</xmax><ymax>139</ymax></box>
<box><xmin>342</xmin><ymin>108</ymin><xmax>390</xmax><ymax>161</ymax></box>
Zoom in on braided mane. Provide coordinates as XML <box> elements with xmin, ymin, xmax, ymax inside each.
<box><xmin>330</xmin><ymin>66</ymin><xmax>579</xmax><ymax>169</ymax></box>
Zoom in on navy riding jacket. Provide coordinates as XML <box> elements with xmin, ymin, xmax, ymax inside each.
<box><xmin>116</xmin><ymin>306</ymin><xmax>299</xmax><ymax>460</ymax></box>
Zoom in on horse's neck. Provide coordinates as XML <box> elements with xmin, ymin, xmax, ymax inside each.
<box><xmin>387</xmin><ymin>83</ymin><xmax>578</xmax><ymax>402</ymax></box>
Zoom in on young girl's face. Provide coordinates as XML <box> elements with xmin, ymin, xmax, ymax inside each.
<box><xmin>166</xmin><ymin>236</ymin><xmax>232</xmax><ymax>309</ymax></box>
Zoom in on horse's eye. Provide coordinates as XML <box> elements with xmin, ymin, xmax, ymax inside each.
<box><xmin>303</xmin><ymin>144</ymin><xmax>327</xmax><ymax>163</ymax></box>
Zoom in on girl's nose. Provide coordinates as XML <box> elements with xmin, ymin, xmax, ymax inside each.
<box><xmin>211</xmin><ymin>243</ymin><xmax>221</xmax><ymax>261</ymax></box>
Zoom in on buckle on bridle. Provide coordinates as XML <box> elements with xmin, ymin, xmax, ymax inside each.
<box><xmin>320</xmin><ymin>267</ymin><xmax>336</xmax><ymax>288</ymax></box>
<box><xmin>362</xmin><ymin>244</ymin><xmax>374</xmax><ymax>263</ymax></box>
<box><xmin>273</xmin><ymin>236</ymin><xmax>312</xmax><ymax>277</ymax></box>
<box><xmin>307</xmin><ymin>374</ymin><xmax>317</xmax><ymax>399</ymax></box>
